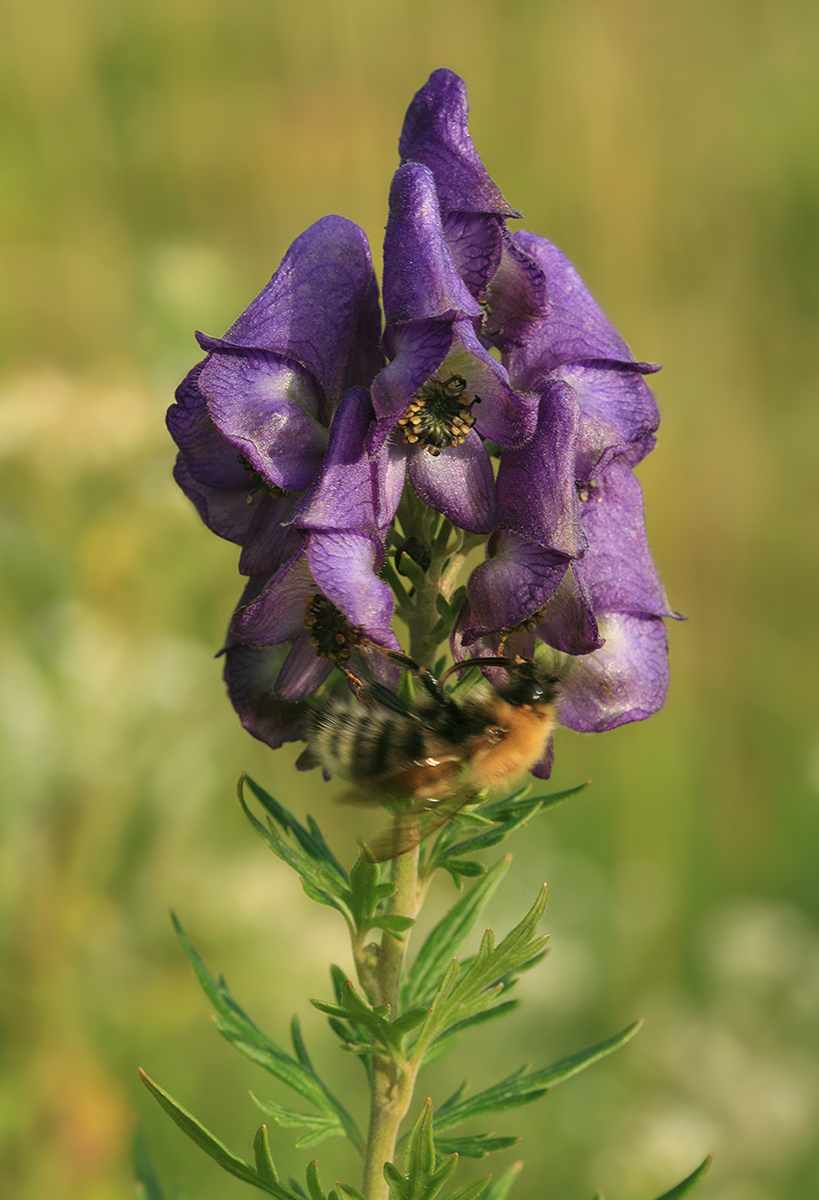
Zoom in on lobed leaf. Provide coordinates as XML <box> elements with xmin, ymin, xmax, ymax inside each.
<box><xmin>386</xmin><ymin>1100</ymin><xmax>459</xmax><ymax>1200</ymax></box>
<box><xmin>433</xmin><ymin>1132</ymin><xmax>520</xmax><ymax>1159</ymax></box>
<box><xmin>434</xmin><ymin>1022</ymin><xmax>642</xmax><ymax>1131</ymax></box>
<box><xmin>404</xmin><ymin>857</ymin><xmax>511</xmax><ymax>1010</ymax></box>
<box><xmin>172</xmin><ymin>917</ymin><xmax>362</xmax><ymax>1151</ymax></box>
<box><xmin>251</xmin><ymin>1097</ymin><xmax>347</xmax><ymax>1149</ymax></box>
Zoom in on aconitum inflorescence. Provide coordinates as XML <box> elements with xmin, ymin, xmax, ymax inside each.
<box><xmin>167</xmin><ymin>67</ymin><xmax>678</xmax><ymax>773</ymax></box>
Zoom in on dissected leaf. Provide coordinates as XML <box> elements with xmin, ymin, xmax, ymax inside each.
<box><xmin>433</xmin><ymin>1132</ymin><xmax>520</xmax><ymax>1159</ymax></box>
<box><xmin>434</xmin><ymin>1022</ymin><xmax>642</xmax><ymax>1131</ymax></box>
<box><xmin>172</xmin><ymin>917</ymin><xmax>362</xmax><ymax>1151</ymax></box>
<box><xmin>405</xmin><ymin>857</ymin><xmax>511</xmax><ymax>1010</ymax></box>
<box><xmin>251</xmin><ymin>1097</ymin><xmax>347</xmax><ymax>1149</ymax></box>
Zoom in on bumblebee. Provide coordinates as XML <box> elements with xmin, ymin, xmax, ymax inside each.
<box><xmin>308</xmin><ymin>653</ymin><xmax>561</xmax><ymax>851</ymax></box>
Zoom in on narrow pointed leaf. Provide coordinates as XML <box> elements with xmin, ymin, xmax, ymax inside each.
<box><xmin>334</xmin><ymin>1186</ymin><xmax>367</xmax><ymax>1200</ymax></box>
<box><xmin>132</xmin><ymin>1125</ymin><xmax>167</xmax><ymax>1200</ymax></box>
<box><xmin>172</xmin><ymin>919</ymin><xmax>362</xmax><ymax>1150</ymax></box>
<box><xmin>305</xmin><ymin>1160</ymin><xmax>325</xmax><ymax>1200</ymax></box>
<box><xmin>434</xmin><ymin>1021</ymin><xmax>642</xmax><ymax>1130</ymax></box>
<box><xmin>405</xmin><ymin>858</ymin><xmax>510</xmax><ymax>1009</ymax></box>
<box><xmin>443</xmin><ymin>1180</ymin><xmax>491</xmax><ymax>1200</ymax></box>
<box><xmin>251</xmin><ymin>1096</ymin><xmax>346</xmax><ymax>1148</ymax></box>
<box><xmin>253</xmin><ymin>1125</ymin><xmax>280</xmax><ymax>1186</ymax></box>
<box><xmin>651</xmin><ymin>1156</ymin><xmax>712</xmax><ymax>1199</ymax></box>
<box><xmin>434</xmin><ymin>1132</ymin><xmax>520</xmax><ymax>1159</ymax></box>
<box><xmin>481</xmin><ymin>1162</ymin><xmax>523</xmax><ymax>1200</ymax></box>
<box><xmin>138</xmin><ymin>1070</ymin><xmax>284</xmax><ymax>1195</ymax></box>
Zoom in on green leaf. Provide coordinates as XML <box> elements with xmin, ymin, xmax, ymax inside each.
<box><xmin>434</xmin><ymin>1021</ymin><xmax>642</xmax><ymax>1131</ymax></box>
<box><xmin>441</xmin><ymin>1180</ymin><xmax>491</xmax><ymax>1200</ymax></box>
<box><xmin>434</xmin><ymin>1132</ymin><xmax>520</xmax><ymax>1159</ymax></box>
<box><xmin>132</xmin><ymin>1125</ymin><xmax>167</xmax><ymax>1200</ymax></box>
<box><xmin>172</xmin><ymin>917</ymin><xmax>363</xmax><ymax>1152</ymax></box>
<box><xmin>333</xmin><ymin>1185</ymin><xmax>368</xmax><ymax>1200</ymax></box>
<box><xmin>244</xmin><ymin>775</ymin><xmax>348</xmax><ymax>878</ymax></box>
<box><xmin>305</xmin><ymin>1159</ymin><xmax>324</xmax><ymax>1200</ymax></box>
<box><xmin>253</xmin><ymin>1125</ymin><xmax>280</xmax><ymax>1186</ymax></box>
<box><xmin>418</xmin><ymin>887</ymin><xmax>549</xmax><ymax>1051</ymax></box>
<box><xmin>139</xmin><ymin>1070</ymin><xmax>292</xmax><ymax>1197</ymax></box>
<box><xmin>650</xmin><ymin>1156</ymin><xmax>712</xmax><ymax>1199</ymax></box>
<box><xmin>432</xmin><ymin>782</ymin><xmax>589</xmax><ymax>868</ymax></box>
<box><xmin>371</xmin><ymin>915</ymin><xmax>416</xmax><ymax>936</ymax></box>
<box><xmin>405</xmin><ymin>857</ymin><xmax>511</xmax><ymax>1010</ymax></box>
<box><xmin>251</xmin><ymin>1097</ymin><xmax>347</xmax><ymax>1149</ymax></box>
<box><xmin>480</xmin><ymin>1161</ymin><xmax>523</xmax><ymax>1200</ymax></box>
<box><xmin>239</xmin><ymin>779</ymin><xmax>351</xmax><ymax>920</ymax></box>
<box><xmin>312</xmin><ymin>980</ymin><xmax>424</xmax><ymax>1057</ymax></box>
<box><xmin>387</xmin><ymin>1100</ymin><xmax>459</xmax><ymax>1200</ymax></box>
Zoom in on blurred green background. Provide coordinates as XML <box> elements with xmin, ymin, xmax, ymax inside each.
<box><xmin>1</xmin><ymin>1</ymin><xmax>818</xmax><ymax>1197</ymax></box>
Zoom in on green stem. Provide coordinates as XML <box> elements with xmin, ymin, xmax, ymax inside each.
<box><xmin>361</xmin><ymin>833</ymin><xmax>421</xmax><ymax>1199</ymax></box>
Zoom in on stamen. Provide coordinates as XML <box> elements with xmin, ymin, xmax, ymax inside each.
<box><xmin>397</xmin><ymin>373</ymin><xmax>481</xmax><ymax>455</ymax></box>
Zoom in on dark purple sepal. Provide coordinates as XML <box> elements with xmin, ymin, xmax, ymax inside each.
<box><xmin>382</xmin><ymin>163</ymin><xmax>483</xmax><ymax>326</ymax></box>
<box><xmin>199</xmin><ymin>215</ymin><xmax>383</xmax><ymax>402</ymax></box>
<box><xmin>231</xmin><ymin>553</ymin><xmax>313</xmax><ymax>647</ymax></box>
<box><xmin>508</xmin><ymin>231</ymin><xmax>653</xmax><ymax>379</ymax></box>
<box><xmin>237</xmin><ymin>494</ymin><xmax>304</xmax><ymax>577</ymax></box>
<box><xmin>574</xmin><ymin>460</ymin><xmax>678</xmax><ymax>619</ymax></box>
<box><xmin>294</xmin><ymin>389</ymin><xmax>404</xmax><ymax>535</ymax></box>
<box><xmin>463</xmin><ymin>533</ymin><xmax>570</xmax><ymax>641</ymax></box>
<box><xmin>557</xmin><ymin>612</ymin><xmax>669</xmax><ymax>732</ymax></box>
<box><xmin>532</xmin><ymin>566</ymin><xmax>603</xmax><ymax>656</ymax></box>
<box><xmin>398</xmin><ymin>68</ymin><xmax>520</xmax><ymax>218</ymax></box>
<box><xmin>172</xmin><ymin>456</ymin><xmax>256</xmax><ymax>545</ymax></box>
<box><xmin>440</xmin><ymin>210</ymin><xmax>504</xmax><ymax>300</ymax></box>
<box><xmin>484</xmin><ymin>230</ymin><xmax>550</xmax><ymax>352</ymax></box>
<box><xmin>222</xmin><ymin>640</ymin><xmax>311</xmax><ymax>748</ymax></box>
<box><xmin>528</xmin><ymin>737</ymin><xmax>554</xmax><ymax>781</ymax></box>
<box><xmin>408</xmin><ymin>433</ymin><xmax>497</xmax><ymax>534</ymax></box>
<box><xmin>495</xmin><ymin>381</ymin><xmax>584</xmax><ymax>556</ymax></box>
<box><xmin>564</xmin><ymin>362</ymin><xmax>661</xmax><ymax>479</ymax></box>
<box><xmin>274</xmin><ymin>632</ymin><xmax>335</xmax><ymax>701</ymax></box>
<box><xmin>306</xmin><ymin>532</ymin><xmax>398</xmax><ymax>643</ymax></box>
<box><xmin>371</xmin><ymin>319</ymin><xmax>454</xmax><ymax>432</ymax></box>
<box><xmin>200</xmin><ymin>350</ymin><xmax>327</xmax><ymax>491</ymax></box>
<box><xmin>167</xmin><ymin>362</ymin><xmax>251</xmax><ymax>491</ymax></box>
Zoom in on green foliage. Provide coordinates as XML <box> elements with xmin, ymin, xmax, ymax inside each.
<box><xmin>433</xmin><ymin>1023</ymin><xmax>642</xmax><ymax>1134</ymax></box>
<box><xmin>383</xmin><ymin>1101</ymin><xmax>463</xmax><ymax>1200</ymax></box>
<box><xmin>172</xmin><ymin>916</ymin><xmax>363</xmax><ymax>1152</ymax></box>
<box><xmin>425</xmin><ymin>783</ymin><xmax>589</xmax><ymax>880</ymax></box>
<box><xmin>651</xmin><ymin>1156</ymin><xmax>713</xmax><ymax>1199</ymax></box>
<box><xmin>312</xmin><ymin>978</ymin><xmax>429</xmax><ymax>1061</ymax></box>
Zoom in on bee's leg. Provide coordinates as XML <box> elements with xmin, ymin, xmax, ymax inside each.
<box><xmin>363</xmin><ymin>644</ymin><xmax>451</xmax><ymax>707</ymax></box>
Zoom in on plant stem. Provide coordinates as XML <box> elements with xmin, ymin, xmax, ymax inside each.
<box><xmin>361</xmin><ymin>834</ymin><xmax>421</xmax><ymax>1199</ymax></box>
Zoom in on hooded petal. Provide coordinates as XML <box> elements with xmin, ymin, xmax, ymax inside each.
<box><xmin>574</xmin><ymin>460</ymin><xmax>677</xmax><ymax>619</ymax></box>
<box><xmin>198</xmin><ymin>215</ymin><xmax>383</xmax><ymax>402</ymax></box>
<box><xmin>398</xmin><ymin>68</ymin><xmax>520</xmax><ymax>218</ymax></box>
<box><xmin>382</xmin><ymin>163</ymin><xmax>482</xmax><ymax>326</ymax></box>
<box><xmin>557</xmin><ymin>612</ymin><xmax>669</xmax><ymax>732</ymax></box>
<box><xmin>440</xmin><ymin>210</ymin><xmax>504</xmax><ymax>300</ymax></box>
<box><xmin>508</xmin><ymin>231</ymin><xmax>659</xmax><ymax>382</ymax></box>
<box><xmin>172</xmin><ymin>455</ymin><xmax>256</xmax><ymax>544</ymax></box>
<box><xmin>232</xmin><ymin>552</ymin><xmax>313</xmax><ymax>646</ymax></box>
<box><xmin>564</xmin><ymin>362</ymin><xmax>660</xmax><ymax>478</ymax></box>
<box><xmin>222</xmin><ymin>641</ymin><xmax>311</xmax><ymax>747</ymax></box>
<box><xmin>484</xmin><ymin>230</ymin><xmax>550</xmax><ymax>352</ymax></box>
<box><xmin>274</xmin><ymin>631</ymin><xmax>335</xmax><ymax>700</ymax></box>
<box><xmin>200</xmin><ymin>350</ymin><xmax>327</xmax><ymax>492</ymax></box>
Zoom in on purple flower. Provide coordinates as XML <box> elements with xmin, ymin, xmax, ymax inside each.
<box><xmin>398</xmin><ymin>68</ymin><xmax>549</xmax><ymax>350</ymax></box>
<box><xmin>167</xmin><ymin>216</ymin><xmax>383</xmax><ymax>571</ymax></box>
<box><xmin>370</xmin><ymin>162</ymin><xmax>537</xmax><ymax>533</ymax></box>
